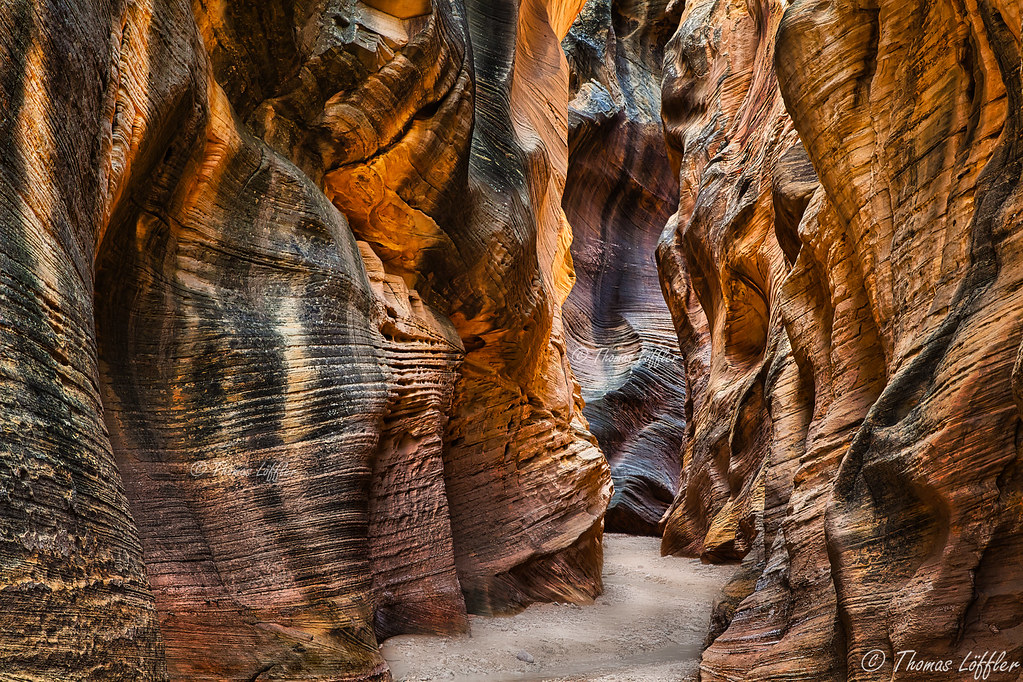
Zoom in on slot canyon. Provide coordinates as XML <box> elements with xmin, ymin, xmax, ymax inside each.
<box><xmin>0</xmin><ymin>0</ymin><xmax>1020</xmax><ymax>680</ymax></box>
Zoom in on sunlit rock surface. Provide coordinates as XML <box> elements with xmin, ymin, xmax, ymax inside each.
<box><xmin>5</xmin><ymin>0</ymin><xmax>1020</xmax><ymax>678</ymax></box>
<box><xmin>657</xmin><ymin>0</ymin><xmax>802</xmax><ymax>565</ymax></box>
<box><xmin>562</xmin><ymin>0</ymin><xmax>686</xmax><ymax>536</ymax></box>
<box><xmin>0</xmin><ymin>0</ymin><xmax>610</xmax><ymax>679</ymax></box>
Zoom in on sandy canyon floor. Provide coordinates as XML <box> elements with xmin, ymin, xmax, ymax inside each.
<box><xmin>381</xmin><ymin>534</ymin><xmax>736</xmax><ymax>682</ymax></box>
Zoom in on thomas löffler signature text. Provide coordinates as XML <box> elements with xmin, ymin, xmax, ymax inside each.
<box><xmin>861</xmin><ymin>649</ymin><xmax>1021</xmax><ymax>679</ymax></box>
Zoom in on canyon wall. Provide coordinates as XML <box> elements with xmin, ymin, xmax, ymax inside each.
<box><xmin>0</xmin><ymin>0</ymin><xmax>610</xmax><ymax>680</ymax></box>
<box><xmin>4</xmin><ymin>0</ymin><xmax>1021</xmax><ymax>679</ymax></box>
<box><xmin>562</xmin><ymin>0</ymin><xmax>687</xmax><ymax>535</ymax></box>
<box><xmin>658</xmin><ymin>0</ymin><xmax>1023</xmax><ymax>679</ymax></box>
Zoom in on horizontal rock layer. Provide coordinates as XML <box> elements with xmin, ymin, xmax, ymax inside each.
<box><xmin>562</xmin><ymin>0</ymin><xmax>687</xmax><ymax>536</ymax></box>
<box><xmin>0</xmin><ymin>0</ymin><xmax>611</xmax><ymax>679</ymax></box>
<box><xmin>657</xmin><ymin>0</ymin><xmax>1023</xmax><ymax>679</ymax></box>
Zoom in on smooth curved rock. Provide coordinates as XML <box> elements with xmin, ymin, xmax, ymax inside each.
<box><xmin>777</xmin><ymin>0</ymin><xmax>1022</xmax><ymax>677</ymax></box>
<box><xmin>0</xmin><ymin>0</ymin><xmax>611</xmax><ymax>679</ymax></box>
<box><xmin>440</xmin><ymin>0</ymin><xmax>611</xmax><ymax>615</ymax></box>
<box><xmin>562</xmin><ymin>0</ymin><xmax>686</xmax><ymax>536</ymax></box>
<box><xmin>657</xmin><ymin>0</ymin><xmax>801</xmax><ymax>563</ymax></box>
<box><xmin>657</xmin><ymin>0</ymin><xmax>1023</xmax><ymax>679</ymax></box>
<box><xmin>196</xmin><ymin>0</ymin><xmax>612</xmax><ymax>618</ymax></box>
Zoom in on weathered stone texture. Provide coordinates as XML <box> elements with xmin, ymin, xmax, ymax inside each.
<box><xmin>562</xmin><ymin>0</ymin><xmax>687</xmax><ymax>536</ymax></box>
<box><xmin>657</xmin><ymin>0</ymin><xmax>801</xmax><ymax>564</ymax></box>
<box><xmin>0</xmin><ymin>0</ymin><xmax>610</xmax><ymax>679</ymax></box>
<box><xmin>658</xmin><ymin>0</ymin><xmax>1023</xmax><ymax>679</ymax></box>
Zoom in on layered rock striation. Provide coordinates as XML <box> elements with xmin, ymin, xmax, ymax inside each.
<box><xmin>658</xmin><ymin>0</ymin><xmax>1023</xmax><ymax>679</ymax></box>
<box><xmin>562</xmin><ymin>0</ymin><xmax>687</xmax><ymax>536</ymax></box>
<box><xmin>6</xmin><ymin>0</ymin><xmax>1021</xmax><ymax>678</ymax></box>
<box><xmin>0</xmin><ymin>0</ymin><xmax>610</xmax><ymax>679</ymax></box>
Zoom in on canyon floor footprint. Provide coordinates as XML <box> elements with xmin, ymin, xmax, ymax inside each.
<box><xmin>381</xmin><ymin>534</ymin><xmax>735</xmax><ymax>682</ymax></box>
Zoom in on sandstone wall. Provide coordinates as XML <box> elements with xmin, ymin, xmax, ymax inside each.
<box><xmin>0</xmin><ymin>1</ymin><xmax>610</xmax><ymax>679</ymax></box>
<box><xmin>562</xmin><ymin>0</ymin><xmax>687</xmax><ymax>535</ymax></box>
<box><xmin>658</xmin><ymin>0</ymin><xmax>1023</xmax><ymax>678</ymax></box>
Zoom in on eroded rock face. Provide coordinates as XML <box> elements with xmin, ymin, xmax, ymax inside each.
<box><xmin>657</xmin><ymin>0</ymin><xmax>802</xmax><ymax>564</ymax></box>
<box><xmin>0</xmin><ymin>3</ymin><xmax>166</xmax><ymax>677</ymax></box>
<box><xmin>0</xmin><ymin>0</ymin><xmax>610</xmax><ymax>679</ymax></box>
<box><xmin>780</xmin><ymin>0</ymin><xmax>1022</xmax><ymax>678</ymax></box>
<box><xmin>562</xmin><ymin>0</ymin><xmax>686</xmax><ymax>536</ymax></box>
<box><xmin>197</xmin><ymin>0</ymin><xmax>613</xmax><ymax>620</ymax></box>
<box><xmin>440</xmin><ymin>0</ymin><xmax>611</xmax><ymax>615</ymax></box>
<box><xmin>658</xmin><ymin>0</ymin><xmax>1023</xmax><ymax>679</ymax></box>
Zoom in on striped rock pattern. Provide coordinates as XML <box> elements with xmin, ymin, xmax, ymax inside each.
<box><xmin>0</xmin><ymin>0</ymin><xmax>611</xmax><ymax>679</ymax></box>
<box><xmin>657</xmin><ymin>0</ymin><xmax>1023</xmax><ymax>679</ymax></box>
<box><xmin>562</xmin><ymin>0</ymin><xmax>687</xmax><ymax>536</ymax></box>
<box><xmin>657</xmin><ymin>0</ymin><xmax>804</xmax><ymax>564</ymax></box>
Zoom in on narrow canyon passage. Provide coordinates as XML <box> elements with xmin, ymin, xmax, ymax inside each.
<box><xmin>381</xmin><ymin>535</ymin><xmax>735</xmax><ymax>682</ymax></box>
<box><xmin>2</xmin><ymin>0</ymin><xmax>1022</xmax><ymax>680</ymax></box>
